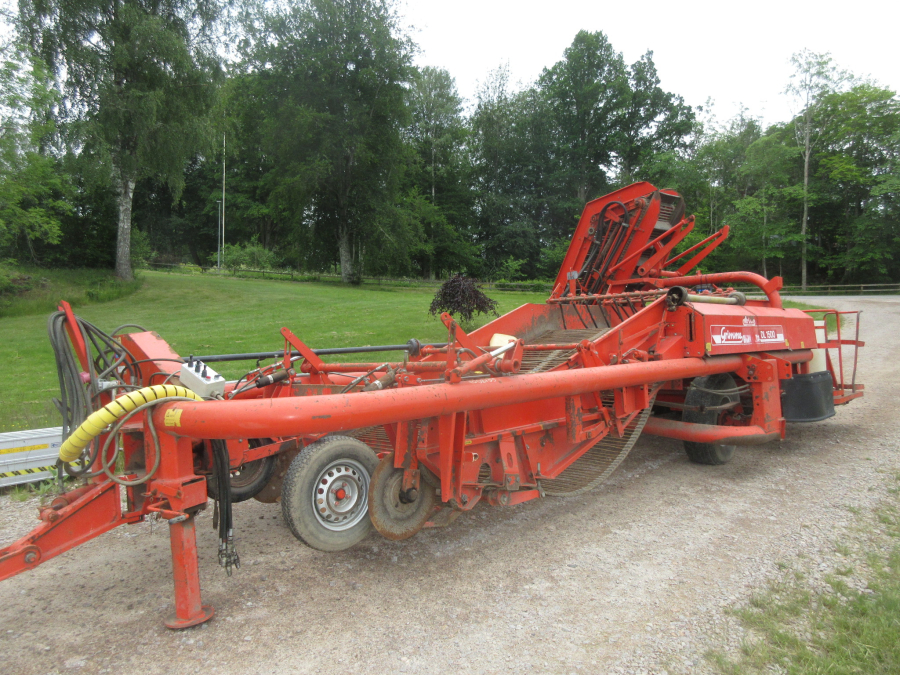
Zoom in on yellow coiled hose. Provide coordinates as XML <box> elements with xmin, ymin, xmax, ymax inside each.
<box><xmin>59</xmin><ymin>384</ymin><xmax>204</xmax><ymax>463</ymax></box>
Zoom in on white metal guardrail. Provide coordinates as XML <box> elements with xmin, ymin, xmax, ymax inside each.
<box><xmin>0</xmin><ymin>428</ymin><xmax>62</xmax><ymax>488</ymax></box>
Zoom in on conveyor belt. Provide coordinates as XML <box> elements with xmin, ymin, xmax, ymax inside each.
<box><xmin>540</xmin><ymin>394</ymin><xmax>654</xmax><ymax>497</ymax></box>
<box><xmin>521</xmin><ymin>328</ymin><xmax>610</xmax><ymax>373</ymax></box>
<box><xmin>345</xmin><ymin>425</ymin><xmax>393</xmax><ymax>454</ymax></box>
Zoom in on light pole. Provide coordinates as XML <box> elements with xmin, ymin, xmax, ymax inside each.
<box><xmin>216</xmin><ymin>200</ymin><xmax>222</xmax><ymax>270</ymax></box>
<box><xmin>221</xmin><ymin>132</ymin><xmax>226</xmax><ymax>271</ymax></box>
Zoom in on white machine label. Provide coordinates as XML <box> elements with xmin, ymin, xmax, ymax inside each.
<box><xmin>711</xmin><ymin>317</ymin><xmax>784</xmax><ymax>347</ymax></box>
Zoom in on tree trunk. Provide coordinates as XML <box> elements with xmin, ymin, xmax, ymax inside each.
<box><xmin>577</xmin><ymin>184</ymin><xmax>588</xmax><ymax>204</ymax></box>
<box><xmin>338</xmin><ymin>224</ymin><xmax>356</xmax><ymax>283</ymax></box>
<box><xmin>188</xmin><ymin>241</ymin><xmax>203</xmax><ymax>268</ymax></box>
<box><xmin>115</xmin><ymin>171</ymin><xmax>136</xmax><ymax>281</ymax></box>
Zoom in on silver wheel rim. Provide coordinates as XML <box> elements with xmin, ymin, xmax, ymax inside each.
<box><xmin>311</xmin><ymin>459</ymin><xmax>370</xmax><ymax>531</ymax></box>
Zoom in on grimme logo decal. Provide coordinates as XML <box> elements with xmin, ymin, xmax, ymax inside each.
<box><xmin>710</xmin><ymin>321</ymin><xmax>785</xmax><ymax>346</ymax></box>
<box><xmin>713</xmin><ymin>326</ymin><xmax>752</xmax><ymax>345</ymax></box>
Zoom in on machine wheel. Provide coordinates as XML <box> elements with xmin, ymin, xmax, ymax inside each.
<box><xmin>206</xmin><ymin>439</ymin><xmax>278</xmax><ymax>503</ymax></box>
<box><xmin>368</xmin><ymin>453</ymin><xmax>437</xmax><ymax>541</ymax></box>
<box><xmin>281</xmin><ymin>436</ymin><xmax>379</xmax><ymax>552</ymax></box>
<box><xmin>682</xmin><ymin>373</ymin><xmax>740</xmax><ymax>465</ymax></box>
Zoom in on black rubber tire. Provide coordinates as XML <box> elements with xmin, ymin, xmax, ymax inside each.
<box><xmin>682</xmin><ymin>373</ymin><xmax>740</xmax><ymax>465</ymax></box>
<box><xmin>281</xmin><ymin>436</ymin><xmax>379</xmax><ymax>552</ymax></box>
<box><xmin>367</xmin><ymin>453</ymin><xmax>438</xmax><ymax>541</ymax></box>
<box><xmin>206</xmin><ymin>440</ymin><xmax>278</xmax><ymax>503</ymax></box>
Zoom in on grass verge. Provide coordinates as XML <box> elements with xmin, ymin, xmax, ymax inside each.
<box><xmin>0</xmin><ymin>265</ymin><xmax>143</xmax><ymax>318</ymax></box>
<box><xmin>708</xmin><ymin>473</ymin><xmax>900</xmax><ymax>674</ymax></box>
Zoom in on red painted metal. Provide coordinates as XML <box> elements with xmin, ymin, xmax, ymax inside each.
<box><xmin>802</xmin><ymin>309</ymin><xmax>865</xmax><ymax>405</ymax></box>
<box><xmin>159</xmin><ymin>355</ymin><xmax>746</xmax><ymax>440</ymax></box>
<box><xmin>165</xmin><ymin>517</ymin><xmax>214</xmax><ymax>629</ymax></box>
<box><xmin>626</xmin><ymin>272</ymin><xmax>784</xmax><ymax>309</ymax></box>
<box><xmin>59</xmin><ymin>300</ymin><xmax>90</xmax><ymax>372</ymax></box>
<box><xmin>668</xmin><ymin>226</ymin><xmax>730</xmax><ymax>277</ymax></box>
<box><xmin>0</xmin><ymin>181</ymin><xmax>866</xmax><ymax>628</ymax></box>
<box><xmin>643</xmin><ymin>418</ymin><xmax>780</xmax><ymax>445</ymax></box>
<box><xmin>0</xmin><ymin>482</ymin><xmax>129</xmax><ymax>580</ymax></box>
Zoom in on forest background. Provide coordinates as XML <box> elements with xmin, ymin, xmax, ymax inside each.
<box><xmin>1</xmin><ymin>0</ymin><xmax>898</xmax><ymax>289</ymax></box>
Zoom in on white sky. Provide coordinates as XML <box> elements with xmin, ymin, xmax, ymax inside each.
<box><xmin>401</xmin><ymin>0</ymin><xmax>899</xmax><ymax>128</ymax></box>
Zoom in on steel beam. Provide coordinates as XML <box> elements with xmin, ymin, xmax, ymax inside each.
<box><xmin>159</xmin><ymin>355</ymin><xmax>745</xmax><ymax>440</ymax></box>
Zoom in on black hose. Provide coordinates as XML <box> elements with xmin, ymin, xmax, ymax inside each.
<box><xmin>47</xmin><ymin>310</ymin><xmax>140</xmax><ymax>476</ymax></box>
<box><xmin>211</xmin><ymin>440</ymin><xmax>239</xmax><ymax>575</ymax></box>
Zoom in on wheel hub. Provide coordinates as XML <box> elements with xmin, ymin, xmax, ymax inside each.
<box><xmin>312</xmin><ymin>460</ymin><xmax>369</xmax><ymax>532</ymax></box>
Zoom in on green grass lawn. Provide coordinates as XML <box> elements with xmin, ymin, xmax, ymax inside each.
<box><xmin>0</xmin><ymin>271</ymin><xmax>546</xmax><ymax>431</ymax></box>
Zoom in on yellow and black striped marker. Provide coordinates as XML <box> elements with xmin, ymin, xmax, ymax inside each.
<box><xmin>0</xmin><ymin>465</ymin><xmax>56</xmax><ymax>480</ymax></box>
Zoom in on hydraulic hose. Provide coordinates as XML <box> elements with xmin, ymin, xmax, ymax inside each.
<box><xmin>59</xmin><ymin>385</ymin><xmax>204</xmax><ymax>463</ymax></box>
<box><xmin>49</xmin><ymin>308</ymin><xmax>142</xmax><ymax>476</ymax></box>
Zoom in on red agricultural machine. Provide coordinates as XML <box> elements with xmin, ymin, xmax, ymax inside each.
<box><xmin>0</xmin><ymin>182</ymin><xmax>864</xmax><ymax>628</ymax></box>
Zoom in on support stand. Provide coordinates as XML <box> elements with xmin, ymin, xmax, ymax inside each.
<box><xmin>165</xmin><ymin>515</ymin><xmax>214</xmax><ymax>629</ymax></box>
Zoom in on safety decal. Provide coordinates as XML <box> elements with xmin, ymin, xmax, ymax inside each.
<box><xmin>0</xmin><ymin>465</ymin><xmax>55</xmax><ymax>479</ymax></box>
<box><xmin>164</xmin><ymin>408</ymin><xmax>183</xmax><ymax>427</ymax></box>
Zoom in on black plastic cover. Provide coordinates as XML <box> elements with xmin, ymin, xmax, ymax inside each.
<box><xmin>781</xmin><ymin>370</ymin><xmax>835</xmax><ymax>422</ymax></box>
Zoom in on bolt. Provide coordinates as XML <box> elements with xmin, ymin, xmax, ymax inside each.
<box><xmin>24</xmin><ymin>552</ymin><xmax>36</xmax><ymax>564</ymax></box>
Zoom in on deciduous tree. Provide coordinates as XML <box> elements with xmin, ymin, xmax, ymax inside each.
<box><xmin>20</xmin><ymin>0</ymin><xmax>222</xmax><ymax>279</ymax></box>
<box><xmin>785</xmin><ymin>49</ymin><xmax>844</xmax><ymax>289</ymax></box>
<box><xmin>240</xmin><ymin>0</ymin><xmax>413</xmax><ymax>283</ymax></box>
<box><xmin>0</xmin><ymin>49</ymin><xmax>71</xmax><ymax>257</ymax></box>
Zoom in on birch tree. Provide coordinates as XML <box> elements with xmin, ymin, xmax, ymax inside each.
<box><xmin>19</xmin><ymin>0</ymin><xmax>222</xmax><ymax>280</ymax></box>
<box><xmin>785</xmin><ymin>49</ymin><xmax>843</xmax><ymax>289</ymax></box>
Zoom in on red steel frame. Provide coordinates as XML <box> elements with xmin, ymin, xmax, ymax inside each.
<box><xmin>0</xmin><ymin>182</ymin><xmax>865</xmax><ymax>628</ymax></box>
<box><xmin>801</xmin><ymin>309</ymin><xmax>865</xmax><ymax>405</ymax></box>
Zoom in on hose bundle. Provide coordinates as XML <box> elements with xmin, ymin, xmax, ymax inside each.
<box><xmin>49</xmin><ymin>307</ymin><xmax>240</xmax><ymax>574</ymax></box>
<box><xmin>48</xmin><ymin>310</ymin><xmax>144</xmax><ymax>475</ymax></box>
<box><xmin>211</xmin><ymin>440</ymin><xmax>239</xmax><ymax>575</ymax></box>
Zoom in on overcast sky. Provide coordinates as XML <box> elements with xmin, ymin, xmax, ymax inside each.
<box><xmin>401</xmin><ymin>0</ymin><xmax>899</xmax><ymax>128</ymax></box>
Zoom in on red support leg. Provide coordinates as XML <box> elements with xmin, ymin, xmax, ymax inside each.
<box><xmin>164</xmin><ymin>516</ymin><xmax>214</xmax><ymax>629</ymax></box>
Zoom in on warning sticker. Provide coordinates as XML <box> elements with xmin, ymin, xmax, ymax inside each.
<box><xmin>164</xmin><ymin>409</ymin><xmax>183</xmax><ymax>427</ymax></box>
<box><xmin>711</xmin><ymin>316</ymin><xmax>785</xmax><ymax>347</ymax></box>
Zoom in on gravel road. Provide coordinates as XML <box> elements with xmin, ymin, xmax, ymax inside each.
<box><xmin>1</xmin><ymin>296</ymin><xmax>896</xmax><ymax>675</ymax></box>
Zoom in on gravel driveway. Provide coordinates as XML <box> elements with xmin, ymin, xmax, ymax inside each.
<box><xmin>1</xmin><ymin>295</ymin><xmax>896</xmax><ymax>675</ymax></box>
